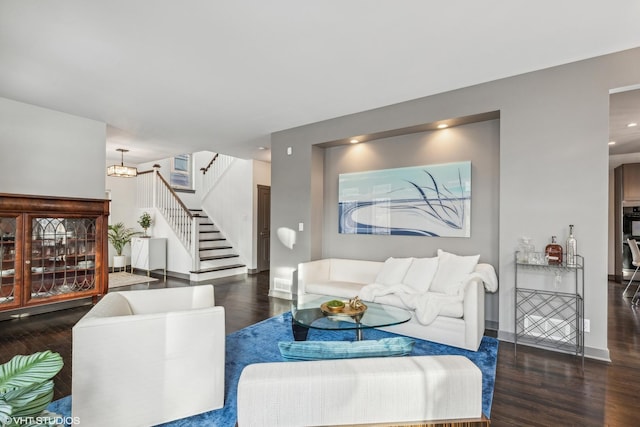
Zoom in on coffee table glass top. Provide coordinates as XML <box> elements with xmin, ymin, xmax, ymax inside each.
<box><xmin>291</xmin><ymin>294</ymin><xmax>411</xmax><ymax>333</ymax></box>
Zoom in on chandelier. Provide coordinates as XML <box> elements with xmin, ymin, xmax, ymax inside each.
<box><xmin>107</xmin><ymin>148</ymin><xmax>138</xmax><ymax>178</ymax></box>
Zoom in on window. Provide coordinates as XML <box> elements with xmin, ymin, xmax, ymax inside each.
<box><xmin>170</xmin><ymin>154</ymin><xmax>192</xmax><ymax>189</ymax></box>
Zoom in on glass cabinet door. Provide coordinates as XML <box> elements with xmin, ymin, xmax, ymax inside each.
<box><xmin>26</xmin><ymin>216</ymin><xmax>98</xmax><ymax>303</ymax></box>
<box><xmin>0</xmin><ymin>215</ymin><xmax>21</xmax><ymax>310</ymax></box>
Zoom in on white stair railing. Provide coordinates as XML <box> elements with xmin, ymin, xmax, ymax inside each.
<box><xmin>200</xmin><ymin>153</ymin><xmax>234</xmax><ymax>196</ymax></box>
<box><xmin>137</xmin><ymin>167</ymin><xmax>200</xmax><ymax>272</ymax></box>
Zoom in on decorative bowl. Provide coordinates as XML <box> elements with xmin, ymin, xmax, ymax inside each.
<box><xmin>324</xmin><ymin>299</ymin><xmax>345</xmax><ymax>313</ymax></box>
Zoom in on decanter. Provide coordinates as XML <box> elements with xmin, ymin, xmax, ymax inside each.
<box><xmin>566</xmin><ymin>224</ymin><xmax>577</xmax><ymax>266</ymax></box>
<box><xmin>545</xmin><ymin>236</ymin><xmax>563</xmax><ymax>265</ymax></box>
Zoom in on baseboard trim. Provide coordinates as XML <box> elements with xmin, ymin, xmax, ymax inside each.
<box><xmin>269</xmin><ymin>289</ymin><xmax>293</xmax><ymax>300</ymax></box>
<box><xmin>485</xmin><ymin>320</ymin><xmax>498</xmax><ymax>332</ymax></box>
<box><xmin>497</xmin><ymin>330</ymin><xmax>611</xmax><ymax>362</ymax></box>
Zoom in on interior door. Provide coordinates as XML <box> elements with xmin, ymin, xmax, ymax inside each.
<box><xmin>257</xmin><ymin>185</ymin><xmax>271</xmax><ymax>272</ymax></box>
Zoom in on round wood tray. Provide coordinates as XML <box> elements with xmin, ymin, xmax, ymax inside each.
<box><xmin>320</xmin><ymin>301</ymin><xmax>367</xmax><ymax>316</ymax></box>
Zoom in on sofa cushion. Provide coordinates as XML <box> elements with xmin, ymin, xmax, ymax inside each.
<box><xmin>375</xmin><ymin>257</ymin><xmax>413</xmax><ymax>286</ymax></box>
<box><xmin>430</xmin><ymin>250</ymin><xmax>480</xmax><ymax>295</ymax></box>
<box><xmin>402</xmin><ymin>257</ymin><xmax>439</xmax><ymax>292</ymax></box>
<box><xmin>438</xmin><ymin>298</ymin><xmax>464</xmax><ymax>318</ymax></box>
<box><xmin>278</xmin><ymin>337</ymin><xmax>415</xmax><ymax>360</ymax></box>
<box><xmin>305</xmin><ymin>281</ymin><xmax>364</xmax><ymax>298</ymax></box>
<box><xmin>329</xmin><ymin>259</ymin><xmax>384</xmax><ymax>284</ymax></box>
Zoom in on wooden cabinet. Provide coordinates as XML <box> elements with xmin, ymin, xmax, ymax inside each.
<box><xmin>618</xmin><ymin>163</ymin><xmax>640</xmax><ymax>202</ymax></box>
<box><xmin>0</xmin><ymin>194</ymin><xmax>109</xmax><ymax>314</ymax></box>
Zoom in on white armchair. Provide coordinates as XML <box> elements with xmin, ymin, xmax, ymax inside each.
<box><xmin>72</xmin><ymin>285</ymin><xmax>225</xmax><ymax>427</ymax></box>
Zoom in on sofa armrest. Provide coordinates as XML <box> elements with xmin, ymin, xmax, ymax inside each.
<box><xmin>297</xmin><ymin>259</ymin><xmax>331</xmax><ymax>297</ymax></box>
<box><xmin>121</xmin><ymin>284</ymin><xmax>215</xmax><ymax>314</ymax></box>
<box><xmin>73</xmin><ymin>306</ymin><xmax>225</xmax><ymax>360</ymax></box>
<box><xmin>462</xmin><ymin>277</ymin><xmax>485</xmax><ymax>351</ymax></box>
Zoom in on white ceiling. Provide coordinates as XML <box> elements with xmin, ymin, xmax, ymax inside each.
<box><xmin>1</xmin><ymin>1</ymin><xmax>640</xmax><ymax>164</ymax></box>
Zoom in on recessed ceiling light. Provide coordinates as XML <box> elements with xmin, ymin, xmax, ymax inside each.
<box><xmin>257</xmin><ymin>146</ymin><xmax>268</xmax><ymax>150</ymax></box>
<box><xmin>350</xmin><ymin>139</ymin><xmax>359</xmax><ymax>144</ymax></box>
<box><xmin>437</xmin><ymin>124</ymin><xmax>448</xmax><ymax>129</ymax></box>
<box><xmin>628</xmin><ymin>122</ymin><xmax>638</xmax><ymax>128</ymax></box>
<box><xmin>609</xmin><ymin>141</ymin><xmax>616</xmax><ymax>145</ymax></box>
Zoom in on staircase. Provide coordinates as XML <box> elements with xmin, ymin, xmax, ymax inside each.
<box><xmin>136</xmin><ymin>158</ymin><xmax>247</xmax><ymax>281</ymax></box>
<box><xmin>189</xmin><ymin>209</ymin><xmax>247</xmax><ymax>281</ymax></box>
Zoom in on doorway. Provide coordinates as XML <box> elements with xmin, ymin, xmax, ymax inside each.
<box><xmin>257</xmin><ymin>185</ymin><xmax>271</xmax><ymax>272</ymax></box>
<box><xmin>609</xmin><ymin>87</ymin><xmax>640</xmax><ymax>283</ymax></box>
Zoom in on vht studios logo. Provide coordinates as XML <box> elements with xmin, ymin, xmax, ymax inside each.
<box><xmin>10</xmin><ymin>415</ymin><xmax>81</xmax><ymax>426</ymax></box>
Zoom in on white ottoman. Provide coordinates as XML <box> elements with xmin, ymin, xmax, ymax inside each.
<box><xmin>237</xmin><ymin>355</ymin><xmax>482</xmax><ymax>426</ymax></box>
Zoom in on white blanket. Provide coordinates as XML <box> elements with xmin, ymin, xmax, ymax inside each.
<box><xmin>360</xmin><ymin>284</ymin><xmax>463</xmax><ymax>326</ymax></box>
<box><xmin>360</xmin><ymin>266</ymin><xmax>498</xmax><ymax>326</ymax></box>
<box><xmin>469</xmin><ymin>263</ymin><xmax>499</xmax><ymax>292</ymax></box>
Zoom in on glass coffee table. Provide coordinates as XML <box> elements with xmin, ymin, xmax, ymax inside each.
<box><xmin>291</xmin><ymin>294</ymin><xmax>412</xmax><ymax>341</ymax></box>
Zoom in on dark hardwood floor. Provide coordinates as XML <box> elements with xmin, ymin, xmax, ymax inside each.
<box><xmin>1</xmin><ymin>272</ymin><xmax>638</xmax><ymax>426</ymax></box>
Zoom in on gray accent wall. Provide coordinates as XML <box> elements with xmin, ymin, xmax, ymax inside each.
<box><xmin>271</xmin><ymin>46</ymin><xmax>640</xmax><ymax>360</ymax></box>
<box><xmin>322</xmin><ymin>120</ymin><xmax>500</xmax><ymax>323</ymax></box>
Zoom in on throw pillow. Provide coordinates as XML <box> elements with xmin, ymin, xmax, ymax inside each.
<box><xmin>402</xmin><ymin>257</ymin><xmax>439</xmax><ymax>292</ymax></box>
<box><xmin>430</xmin><ymin>249</ymin><xmax>480</xmax><ymax>295</ymax></box>
<box><xmin>278</xmin><ymin>337</ymin><xmax>415</xmax><ymax>361</ymax></box>
<box><xmin>374</xmin><ymin>257</ymin><xmax>413</xmax><ymax>286</ymax></box>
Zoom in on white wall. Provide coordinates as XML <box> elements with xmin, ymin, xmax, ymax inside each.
<box><xmin>0</xmin><ymin>97</ymin><xmax>106</xmax><ymax>198</ymax></box>
<box><xmin>105</xmin><ymin>169</ymin><xmax>137</xmax><ymax>266</ymax></box>
<box><xmin>202</xmin><ymin>159</ymin><xmax>253</xmax><ymax>268</ymax></box>
<box><xmin>199</xmin><ymin>158</ymin><xmax>271</xmax><ymax>270</ymax></box>
<box><xmin>608</xmin><ymin>168</ymin><xmax>615</xmax><ymax>277</ymax></box>
<box><xmin>107</xmin><ymin>166</ymin><xmax>194</xmax><ymax>274</ymax></box>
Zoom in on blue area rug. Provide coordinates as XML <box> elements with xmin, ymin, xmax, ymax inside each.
<box><xmin>49</xmin><ymin>312</ymin><xmax>498</xmax><ymax>425</ymax></box>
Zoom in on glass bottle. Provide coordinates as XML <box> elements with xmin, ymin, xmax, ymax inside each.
<box><xmin>566</xmin><ymin>224</ymin><xmax>577</xmax><ymax>266</ymax></box>
<box><xmin>518</xmin><ymin>237</ymin><xmax>534</xmax><ymax>263</ymax></box>
<box><xmin>545</xmin><ymin>236</ymin><xmax>563</xmax><ymax>265</ymax></box>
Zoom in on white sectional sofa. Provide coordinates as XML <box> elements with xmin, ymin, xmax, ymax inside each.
<box><xmin>237</xmin><ymin>355</ymin><xmax>483</xmax><ymax>427</ymax></box>
<box><xmin>297</xmin><ymin>250</ymin><xmax>498</xmax><ymax>351</ymax></box>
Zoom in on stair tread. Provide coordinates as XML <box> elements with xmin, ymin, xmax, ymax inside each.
<box><xmin>199</xmin><ymin>246</ymin><xmax>233</xmax><ymax>251</ymax></box>
<box><xmin>200</xmin><ymin>254</ymin><xmax>239</xmax><ymax>261</ymax></box>
<box><xmin>190</xmin><ymin>264</ymin><xmax>246</xmax><ymax>274</ymax></box>
<box><xmin>199</xmin><ymin>238</ymin><xmax>226</xmax><ymax>242</ymax></box>
<box><xmin>199</xmin><ymin>230</ymin><xmax>220</xmax><ymax>234</ymax></box>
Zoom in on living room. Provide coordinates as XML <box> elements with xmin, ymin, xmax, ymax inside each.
<box><xmin>1</xmin><ymin>2</ymin><xmax>640</xmax><ymax>426</ymax></box>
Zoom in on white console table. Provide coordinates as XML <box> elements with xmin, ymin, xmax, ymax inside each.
<box><xmin>131</xmin><ymin>237</ymin><xmax>167</xmax><ymax>279</ymax></box>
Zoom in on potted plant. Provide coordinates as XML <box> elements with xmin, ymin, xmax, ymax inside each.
<box><xmin>107</xmin><ymin>222</ymin><xmax>140</xmax><ymax>268</ymax></box>
<box><xmin>137</xmin><ymin>212</ymin><xmax>153</xmax><ymax>237</ymax></box>
<box><xmin>0</xmin><ymin>350</ymin><xmax>64</xmax><ymax>425</ymax></box>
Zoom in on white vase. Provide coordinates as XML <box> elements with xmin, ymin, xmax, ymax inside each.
<box><xmin>113</xmin><ymin>255</ymin><xmax>126</xmax><ymax>268</ymax></box>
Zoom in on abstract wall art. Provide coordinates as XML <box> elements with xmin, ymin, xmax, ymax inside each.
<box><xmin>338</xmin><ymin>161</ymin><xmax>471</xmax><ymax>237</ymax></box>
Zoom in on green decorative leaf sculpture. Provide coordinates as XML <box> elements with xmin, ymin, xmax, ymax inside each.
<box><xmin>0</xmin><ymin>350</ymin><xmax>63</xmax><ymax>426</ymax></box>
